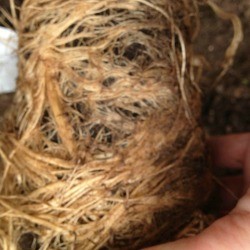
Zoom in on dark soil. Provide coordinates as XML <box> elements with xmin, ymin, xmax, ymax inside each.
<box><xmin>198</xmin><ymin>0</ymin><xmax>250</xmax><ymax>134</ymax></box>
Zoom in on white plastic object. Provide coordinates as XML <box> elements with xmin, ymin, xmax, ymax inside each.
<box><xmin>0</xmin><ymin>26</ymin><xmax>18</xmax><ymax>94</ymax></box>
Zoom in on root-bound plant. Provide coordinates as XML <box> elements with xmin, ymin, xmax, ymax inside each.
<box><xmin>0</xmin><ymin>0</ymin><xmax>242</xmax><ymax>249</ymax></box>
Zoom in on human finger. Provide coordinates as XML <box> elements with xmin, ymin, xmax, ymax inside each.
<box><xmin>208</xmin><ymin>133</ymin><xmax>250</xmax><ymax>169</ymax></box>
<box><xmin>243</xmin><ymin>143</ymin><xmax>250</xmax><ymax>191</ymax></box>
<box><xmin>144</xmin><ymin>188</ymin><xmax>250</xmax><ymax>250</ymax></box>
<box><xmin>217</xmin><ymin>175</ymin><xmax>243</xmax><ymax>213</ymax></box>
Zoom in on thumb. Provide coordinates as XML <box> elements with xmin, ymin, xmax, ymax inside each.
<box><xmin>144</xmin><ymin>188</ymin><xmax>250</xmax><ymax>250</ymax></box>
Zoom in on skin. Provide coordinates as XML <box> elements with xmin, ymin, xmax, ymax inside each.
<box><xmin>144</xmin><ymin>133</ymin><xmax>250</xmax><ymax>250</ymax></box>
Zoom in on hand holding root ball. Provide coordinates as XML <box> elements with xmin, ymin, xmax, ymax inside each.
<box><xmin>146</xmin><ymin>133</ymin><xmax>250</xmax><ymax>250</ymax></box>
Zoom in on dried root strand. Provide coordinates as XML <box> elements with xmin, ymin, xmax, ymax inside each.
<box><xmin>207</xmin><ymin>0</ymin><xmax>243</xmax><ymax>83</ymax></box>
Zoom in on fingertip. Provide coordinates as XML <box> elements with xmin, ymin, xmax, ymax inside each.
<box><xmin>142</xmin><ymin>237</ymin><xmax>206</xmax><ymax>250</ymax></box>
<box><xmin>208</xmin><ymin>133</ymin><xmax>250</xmax><ymax>169</ymax></box>
<box><xmin>233</xmin><ymin>187</ymin><xmax>250</xmax><ymax>213</ymax></box>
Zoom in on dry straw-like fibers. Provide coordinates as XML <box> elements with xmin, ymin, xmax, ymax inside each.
<box><xmin>0</xmin><ymin>0</ymin><xmax>216</xmax><ymax>249</ymax></box>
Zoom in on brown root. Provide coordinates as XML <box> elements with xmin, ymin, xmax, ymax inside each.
<box><xmin>0</xmin><ymin>0</ymin><xmax>221</xmax><ymax>249</ymax></box>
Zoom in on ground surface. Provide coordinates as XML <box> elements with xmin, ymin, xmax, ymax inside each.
<box><xmin>198</xmin><ymin>0</ymin><xmax>250</xmax><ymax>134</ymax></box>
<box><xmin>0</xmin><ymin>0</ymin><xmax>249</xmax><ymax>133</ymax></box>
